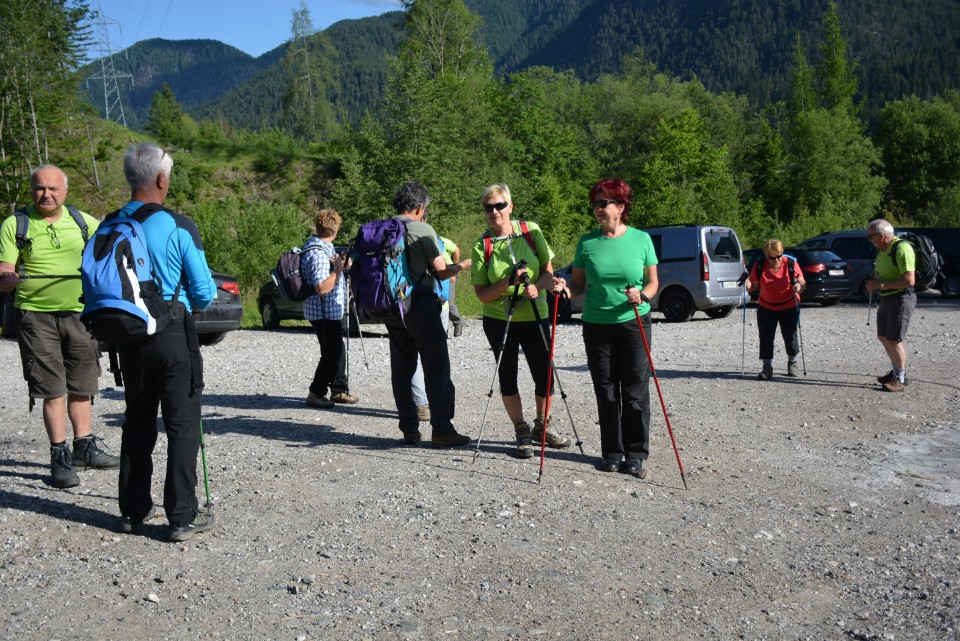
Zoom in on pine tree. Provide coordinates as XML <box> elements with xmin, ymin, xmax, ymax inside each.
<box><xmin>282</xmin><ymin>0</ymin><xmax>338</xmax><ymax>141</ymax></box>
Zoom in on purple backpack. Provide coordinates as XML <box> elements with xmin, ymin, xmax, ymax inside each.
<box><xmin>349</xmin><ymin>218</ymin><xmax>414</xmax><ymax>319</ymax></box>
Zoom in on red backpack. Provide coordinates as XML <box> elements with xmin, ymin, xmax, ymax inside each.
<box><xmin>481</xmin><ymin>220</ymin><xmax>536</xmax><ymax>263</ymax></box>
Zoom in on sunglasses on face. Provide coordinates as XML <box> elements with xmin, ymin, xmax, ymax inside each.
<box><xmin>591</xmin><ymin>199</ymin><xmax>620</xmax><ymax>209</ymax></box>
<box><xmin>767</xmin><ymin>254</ymin><xmax>782</xmax><ymax>260</ymax></box>
<box><xmin>483</xmin><ymin>201</ymin><xmax>508</xmax><ymax>213</ymax></box>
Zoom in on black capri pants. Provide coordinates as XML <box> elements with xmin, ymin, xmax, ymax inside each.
<box><xmin>481</xmin><ymin>316</ymin><xmax>552</xmax><ymax>397</ymax></box>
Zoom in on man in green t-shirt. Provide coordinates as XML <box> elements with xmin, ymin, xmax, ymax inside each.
<box><xmin>865</xmin><ymin>219</ymin><xmax>917</xmax><ymax>393</ymax></box>
<box><xmin>439</xmin><ymin>235</ymin><xmax>464</xmax><ymax>337</ymax></box>
<box><xmin>0</xmin><ymin>165</ymin><xmax>119</xmax><ymax>489</ymax></box>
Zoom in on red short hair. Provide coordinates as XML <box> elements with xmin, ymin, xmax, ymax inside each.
<box><xmin>589</xmin><ymin>178</ymin><xmax>632</xmax><ymax>224</ymax></box>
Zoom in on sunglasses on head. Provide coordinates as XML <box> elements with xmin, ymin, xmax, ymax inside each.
<box><xmin>483</xmin><ymin>201</ymin><xmax>508</xmax><ymax>213</ymax></box>
<box><xmin>591</xmin><ymin>199</ymin><xmax>621</xmax><ymax>209</ymax></box>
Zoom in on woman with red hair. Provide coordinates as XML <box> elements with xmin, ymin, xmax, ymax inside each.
<box><xmin>552</xmin><ymin>179</ymin><xmax>659</xmax><ymax>478</ymax></box>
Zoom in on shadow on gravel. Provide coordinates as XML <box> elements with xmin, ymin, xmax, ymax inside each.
<box><xmin>0</xmin><ymin>487</ymin><xmax>117</xmax><ymax>529</ymax></box>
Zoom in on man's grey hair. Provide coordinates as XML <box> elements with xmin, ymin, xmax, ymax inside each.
<box><xmin>393</xmin><ymin>181</ymin><xmax>429</xmax><ymax>214</ymax></box>
<box><xmin>868</xmin><ymin>219</ymin><xmax>895</xmax><ymax>237</ymax></box>
<box><xmin>29</xmin><ymin>165</ymin><xmax>68</xmax><ymax>188</ymax></box>
<box><xmin>124</xmin><ymin>143</ymin><xmax>173</xmax><ymax>191</ymax></box>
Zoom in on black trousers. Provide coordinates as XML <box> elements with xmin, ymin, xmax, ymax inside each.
<box><xmin>309</xmin><ymin>318</ymin><xmax>348</xmax><ymax>397</ymax></box>
<box><xmin>481</xmin><ymin>316</ymin><xmax>552</xmax><ymax>397</ymax></box>
<box><xmin>385</xmin><ymin>291</ymin><xmax>456</xmax><ymax>436</ymax></box>
<box><xmin>117</xmin><ymin>309</ymin><xmax>203</xmax><ymax>527</ymax></box>
<box><xmin>757</xmin><ymin>305</ymin><xmax>800</xmax><ymax>361</ymax></box>
<box><xmin>582</xmin><ymin>317</ymin><xmax>652</xmax><ymax>461</ymax></box>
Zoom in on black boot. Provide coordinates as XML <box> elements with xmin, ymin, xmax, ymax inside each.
<box><xmin>73</xmin><ymin>435</ymin><xmax>120</xmax><ymax>470</ymax></box>
<box><xmin>50</xmin><ymin>444</ymin><xmax>80</xmax><ymax>489</ymax></box>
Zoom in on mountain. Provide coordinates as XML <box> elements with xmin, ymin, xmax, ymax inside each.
<box><xmin>83</xmin><ymin>0</ymin><xmax>960</xmax><ymax>131</ymax></box>
<box><xmin>82</xmin><ymin>38</ymin><xmax>284</xmax><ymax>129</ymax></box>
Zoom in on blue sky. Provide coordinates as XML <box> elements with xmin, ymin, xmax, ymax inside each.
<box><xmin>88</xmin><ymin>0</ymin><xmax>404</xmax><ymax>58</ymax></box>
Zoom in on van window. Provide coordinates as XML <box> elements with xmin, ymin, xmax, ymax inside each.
<box><xmin>704</xmin><ymin>229</ymin><xmax>741</xmax><ymax>263</ymax></box>
<box><xmin>651</xmin><ymin>233</ymin><xmax>697</xmax><ymax>263</ymax></box>
<box><xmin>831</xmin><ymin>237</ymin><xmax>874</xmax><ymax>260</ymax></box>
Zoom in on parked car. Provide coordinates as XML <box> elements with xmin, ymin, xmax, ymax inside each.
<box><xmin>797</xmin><ymin>227</ymin><xmax>960</xmax><ymax>299</ymax></box>
<box><xmin>549</xmin><ymin>224</ymin><xmax>746</xmax><ymax>323</ymax></box>
<box><xmin>1</xmin><ymin>271</ymin><xmax>242</xmax><ymax>346</ymax></box>
<box><xmin>743</xmin><ymin>248</ymin><xmax>853</xmax><ymax>305</ymax></box>
<box><xmin>195</xmin><ymin>271</ymin><xmax>243</xmax><ymax>345</ymax></box>
<box><xmin>257</xmin><ymin>275</ymin><xmax>378</xmax><ymax>336</ymax></box>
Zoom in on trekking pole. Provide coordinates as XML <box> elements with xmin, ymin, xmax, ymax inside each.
<box><xmin>537</xmin><ymin>292</ymin><xmax>562</xmax><ymax>483</ymax></box>
<box><xmin>626</xmin><ymin>286</ymin><xmax>688</xmax><ymax>490</ymax></box>
<box><xmin>199</xmin><ymin>419</ymin><xmax>213</xmax><ymax>511</ymax></box>
<box><xmin>473</xmin><ymin>263</ymin><xmax>526</xmax><ymax>463</ymax></box>
<box><xmin>519</xmin><ymin>273</ymin><xmax>585</xmax><ymax>460</ymax></box>
<box><xmin>790</xmin><ymin>275</ymin><xmax>807</xmax><ymax>376</ymax></box>
<box><xmin>349</xmin><ymin>297</ymin><xmax>369</xmax><ymax>370</ymax></box>
<box><xmin>866</xmin><ymin>288</ymin><xmax>873</xmax><ymax>326</ymax></box>
<box><xmin>20</xmin><ymin>274</ymin><xmax>79</xmax><ymax>279</ymax></box>
<box><xmin>736</xmin><ymin>268</ymin><xmax>750</xmax><ymax>378</ymax></box>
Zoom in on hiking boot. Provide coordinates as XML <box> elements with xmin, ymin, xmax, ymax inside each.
<box><xmin>331</xmin><ymin>391</ymin><xmax>359</xmax><ymax>404</ymax></box>
<box><xmin>72</xmin><ymin>435</ymin><xmax>120</xmax><ymax>470</ymax></box>
<box><xmin>532</xmin><ymin>418</ymin><xmax>570</xmax><ymax>448</ymax></box>
<box><xmin>453</xmin><ymin>325</ymin><xmax>463</xmax><ymax>337</ymax></box>
<box><xmin>121</xmin><ymin>505</ymin><xmax>157</xmax><ymax>534</ymax></box>
<box><xmin>599</xmin><ymin>456</ymin><xmax>621</xmax><ymax>473</ymax></box>
<box><xmin>877</xmin><ymin>371</ymin><xmax>909</xmax><ymax>387</ymax></box>
<box><xmin>50</xmin><ymin>444</ymin><xmax>80</xmax><ymax>489</ymax></box>
<box><xmin>882</xmin><ymin>379</ymin><xmax>906</xmax><ymax>393</ymax></box>
<box><xmin>787</xmin><ymin>361</ymin><xmax>799</xmax><ymax>377</ymax></box>
<box><xmin>306</xmin><ymin>392</ymin><xmax>334</xmax><ymax>409</ymax></box>
<box><xmin>431</xmin><ymin>431</ymin><xmax>471</xmax><ymax>448</ymax></box>
<box><xmin>514</xmin><ymin>422</ymin><xmax>534</xmax><ymax>459</ymax></box>
<box><xmin>169</xmin><ymin>511</ymin><xmax>215</xmax><ymax>542</ymax></box>
<box><xmin>416</xmin><ymin>405</ymin><xmax>431</xmax><ymax>421</ymax></box>
<box><xmin>757</xmin><ymin>364</ymin><xmax>773</xmax><ymax>381</ymax></box>
<box><xmin>619</xmin><ymin>458</ymin><xmax>648</xmax><ymax>479</ymax></box>
<box><xmin>402</xmin><ymin>429</ymin><xmax>422</xmax><ymax>445</ymax></box>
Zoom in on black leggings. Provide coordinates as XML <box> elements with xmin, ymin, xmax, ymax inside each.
<box><xmin>757</xmin><ymin>305</ymin><xmax>800</xmax><ymax>360</ymax></box>
<box><xmin>481</xmin><ymin>316</ymin><xmax>552</xmax><ymax>397</ymax></box>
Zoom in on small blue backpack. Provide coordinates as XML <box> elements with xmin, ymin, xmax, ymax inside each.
<box><xmin>80</xmin><ymin>203</ymin><xmax>181</xmax><ymax>343</ymax></box>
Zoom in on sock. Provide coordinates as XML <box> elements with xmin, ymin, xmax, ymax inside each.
<box><xmin>74</xmin><ymin>435</ymin><xmax>91</xmax><ymax>443</ymax></box>
<box><xmin>51</xmin><ymin>440</ymin><xmax>67</xmax><ymax>448</ymax></box>
<box><xmin>762</xmin><ymin>359</ymin><xmax>773</xmax><ymax>366</ymax></box>
<box><xmin>788</xmin><ymin>357</ymin><xmax>797</xmax><ymax>364</ymax></box>
<box><xmin>893</xmin><ymin>367</ymin><xmax>906</xmax><ymax>382</ymax></box>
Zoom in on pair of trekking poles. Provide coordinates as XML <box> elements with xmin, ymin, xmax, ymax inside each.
<box><xmin>472</xmin><ymin>265</ymin><xmax>688</xmax><ymax>489</ymax></box>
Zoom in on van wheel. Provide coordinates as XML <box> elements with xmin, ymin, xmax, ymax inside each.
<box><xmin>659</xmin><ymin>288</ymin><xmax>696</xmax><ymax>323</ymax></box>
<box><xmin>819</xmin><ymin>298</ymin><xmax>841</xmax><ymax>307</ymax></box>
<box><xmin>704</xmin><ymin>305</ymin><xmax>734</xmax><ymax>319</ymax></box>
<box><xmin>198</xmin><ymin>332</ymin><xmax>226</xmax><ymax>346</ymax></box>
<box><xmin>260</xmin><ymin>299</ymin><xmax>280</xmax><ymax>329</ymax></box>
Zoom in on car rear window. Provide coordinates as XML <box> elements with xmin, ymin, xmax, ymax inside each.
<box><xmin>704</xmin><ymin>229</ymin><xmax>741</xmax><ymax>263</ymax></box>
<box><xmin>793</xmin><ymin>250</ymin><xmax>839</xmax><ymax>264</ymax></box>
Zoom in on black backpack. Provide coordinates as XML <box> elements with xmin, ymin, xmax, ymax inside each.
<box><xmin>273</xmin><ymin>245</ymin><xmax>322</xmax><ymax>301</ymax></box>
<box><xmin>890</xmin><ymin>233</ymin><xmax>943</xmax><ymax>292</ymax></box>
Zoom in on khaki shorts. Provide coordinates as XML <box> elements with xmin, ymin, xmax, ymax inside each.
<box><xmin>17</xmin><ymin>310</ymin><xmax>101</xmax><ymax>399</ymax></box>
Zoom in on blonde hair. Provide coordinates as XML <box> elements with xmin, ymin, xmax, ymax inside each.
<box><xmin>480</xmin><ymin>183</ymin><xmax>511</xmax><ymax>206</ymax></box>
<box><xmin>314</xmin><ymin>208</ymin><xmax>342</xmax><ymax>238</ymax></box>
<box><xmin>762</xmin><ymin>239</ymin><xmax>784</xmax><ymax>257</ymax></box>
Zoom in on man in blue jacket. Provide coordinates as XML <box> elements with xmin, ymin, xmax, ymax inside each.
<box><xmin>114</xmin><ymin>143</ymin><xmax>217</xmax><ymax>542</ymax></box>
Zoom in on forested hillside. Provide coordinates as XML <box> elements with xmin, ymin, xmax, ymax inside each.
<box><xmin>82</xmin><ymin>39</ymin><xmax>284</xmax><ymax>128</ymax></box>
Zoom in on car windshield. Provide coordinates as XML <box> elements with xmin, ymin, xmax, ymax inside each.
<box><xmin>704</xmin><ymin>229</ymin><xmax>741</xmax><ymax>262</ymax></box>
<box><xmin>791</xmin><ymin>250</ymin><xmax>841</xmax><ymax>264</ymax></box>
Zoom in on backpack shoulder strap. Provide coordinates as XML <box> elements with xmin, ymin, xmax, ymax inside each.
<box><xmin>130</xmin><ymin>202</ymin><xmax>167</xmax><ymax>224</ymax></box>
<box><xmin>786</xmin><ymin>256</ymin><xmax>797</xmax><ymax>283</ymax></box>
<box><xmin>14</xmin><ymin>208</ymin><xmax>30</xmax><ymax>251</ymax></box>
<box><xmin>65</xmin><ymin>205</ymin><xmax>89</xmax><ymax>243</ymax></box>
<box><xmin>482</xmin><ymin>231</ymin><xmax>493</xmax><ymax>264</ymax></box>
<box><xmin>517</xmin><ymin>220</ymin><xmax>536</xmax><ymax>253</ymax></box>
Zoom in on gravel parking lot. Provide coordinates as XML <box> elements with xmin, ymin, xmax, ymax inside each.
<box><xmin>1</xmin><ymin>298</ymin><xmax>958</xmax><ymax>640</ymax></box>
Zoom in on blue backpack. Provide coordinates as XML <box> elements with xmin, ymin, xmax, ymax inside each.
<box><xmin>349</xmin><ymin>217</ymin><xmax>417</xmax><ymax>320</ymax></box>
<box><xmin>80</xmin><ymin>203</ymin><xmax>181</xmax><ymax>344</ymax></box>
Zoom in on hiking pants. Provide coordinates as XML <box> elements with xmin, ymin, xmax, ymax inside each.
<box><xmin>757</xmin><ymin>305</ymin><xmax>800</xmax><ymax>361</ymax></box>
<box><xmin>309</xmin><ymin>318</ymin><xmax>348</xmax><ymax>398</ymax></box>
<box><xmin>117</xmin><ymin>308</ymin><xmax>203</xmax><ymax>528</ymax></box>
<box><xmin>481</xmin><ymin>316</ymin><xmax>552</xmax><ymax>397</ymax></box>
<box><xmin>582</xmin><ymin>317</ymin><xmax>652</xmax><ymax>461</ymax></box>
<box><xmin>386</xmin><ymin>292</ymin><xmax>456</xmax><ymax>437</ymax></box>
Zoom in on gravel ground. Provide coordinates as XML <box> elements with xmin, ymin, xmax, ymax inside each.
<box><xmin>1</xmin><ymin>298</ymin><xmax>959</xmax><ymax>641</ymax></box>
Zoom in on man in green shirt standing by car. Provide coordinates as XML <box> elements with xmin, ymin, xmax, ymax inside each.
<box><xmin>0</xmin><ymin>165</ymin><xmax>119</xmax><ymax>488</ymax></box>
<box><xmin>865</xmin><ymin>219</ymin><xmax>916</xmax><ymax>393</ymax></box>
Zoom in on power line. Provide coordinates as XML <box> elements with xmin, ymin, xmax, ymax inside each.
<box><xmin>87</xmin><ymin>2</ymin><xmax>133</xmax><ymax>128</ymax></box>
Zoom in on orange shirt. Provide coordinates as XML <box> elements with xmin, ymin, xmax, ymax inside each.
<box><xmin>754</xmin><ymin>258</ymin><xmax>802</xmax><ymax>311</ymax></box>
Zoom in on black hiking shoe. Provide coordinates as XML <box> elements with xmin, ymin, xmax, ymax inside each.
<box><xmin>72</xmin><ymin>435</ymin><xmax>120</xmax><ymax>470</ymax></box>
<box><xmin>50</xmin><ymin>444</ymin><xmax>80</xmax><ymax>489</ymax></box>
<box><xmin>122</xmin><ymin>505</ymin><xmax>157</xmax><ymax>534</ymax></box>
<box><xmin>599</xmin><ymin>456</ymin><xmax>621</xmax><ymax>473</ymax></box>
<box><xmin>877</xmin><ymin>371</ymin><xmax>908</xmax><ymax>387</ymax></box>
<box><xmin>757</xmin><ymin>364</ymin><xmax>773</xmax><ymax>381</ymax></box>
<box><xmin>619</xmin><ymin>458</ymin><xmax>648</xmax><ymax>479</ymax></box>
<box><xmin>402</xmin><ymin>429</ymin><xmax>422</xmax><ymax>445</ymax></box>
<box><xmin>431</xmin><ymin>431</ymin><xmax>471</xmax><ymax>448</ymax></box>
<box><xmin>169</xmin><ymin>511</ymin><xmax>215</xmax><ymax>542</ymax></box>
<box><xmin>514</xmin><ymin>421</ymin><xmax>534</xmax><ymax>459</ymax></box>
